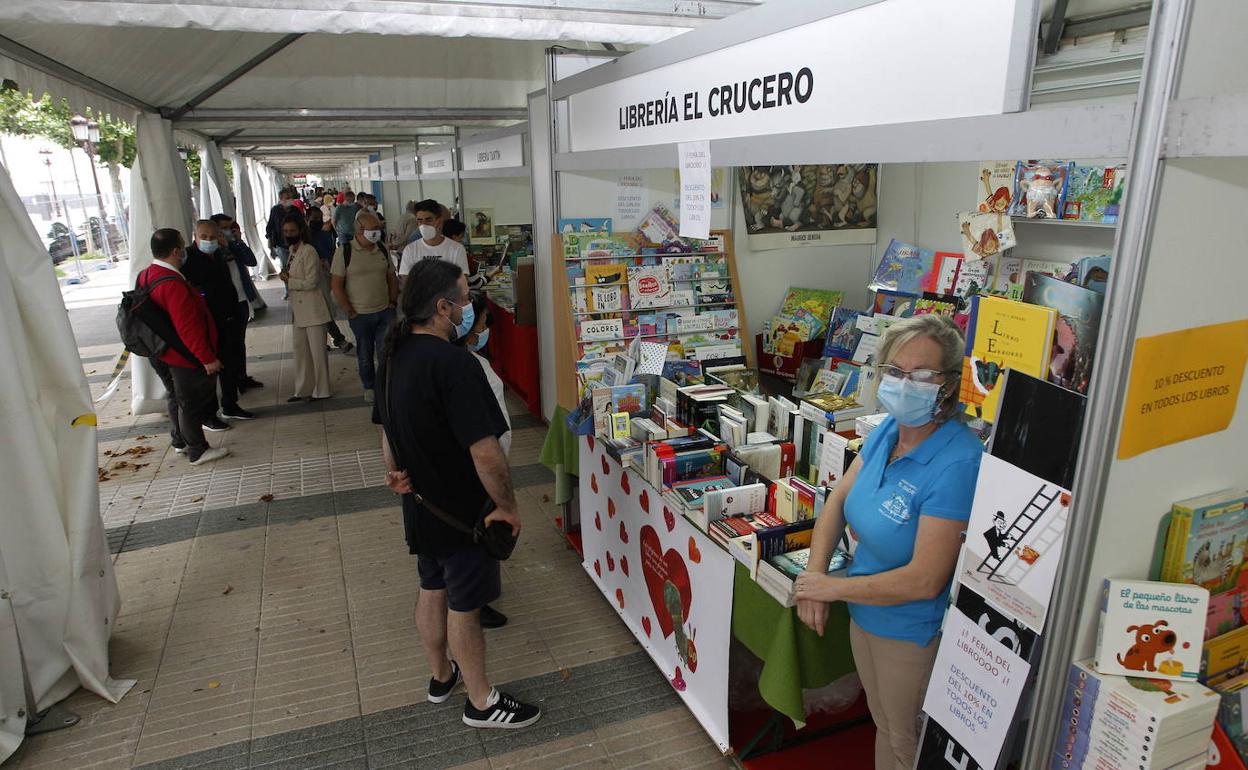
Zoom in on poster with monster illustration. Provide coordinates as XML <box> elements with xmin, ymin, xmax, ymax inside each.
<box><xmin>579</xmin><ymin>436</ymin><xmax>734</xmax><ymax>751</ymax></box>
<box><xmin>737</xmin><ymin>164</ymin><xmax>878</xmax><ymax>251</ymax></box>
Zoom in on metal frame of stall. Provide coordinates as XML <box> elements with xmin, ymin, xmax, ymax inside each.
<box><xmin>528</xmin><ymin>0</ymin><xmax>1248</xmax><ymax>764</ymax></box>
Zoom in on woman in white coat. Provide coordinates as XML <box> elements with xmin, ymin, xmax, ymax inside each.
<box><xmin>279</xmin><ymin>214</ymin><xmax>332</xmax><ymax>401</ymax></box>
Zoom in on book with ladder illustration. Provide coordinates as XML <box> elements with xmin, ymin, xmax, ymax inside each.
<box><xmin>958</xmin><ymin>454</ymin><xmax>1073</xmax><ymax>634</ymax></box>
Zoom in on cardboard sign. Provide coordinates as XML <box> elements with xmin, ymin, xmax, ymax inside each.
<box><xmin>582</xmin><ymin>318</ymin><xmax>624</xmax><ymax>341</ymax></box>
<box><xmin>1118</xmin><ymin>319</ymin><xmax>1248</xmax><ymax>459</ymax></box>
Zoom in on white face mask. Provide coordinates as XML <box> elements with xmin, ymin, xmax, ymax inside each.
<box><xmin>363</xmin><ymin>229</ymin><xmax>382</xmax><ymax>244</ymax></box>
<box><xmin>419</xmin><ymin>224</ymin><xmax>438</xmax><ymax>241</ymax></box>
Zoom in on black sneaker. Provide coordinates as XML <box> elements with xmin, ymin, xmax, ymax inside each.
<box><xmin>339</xmin><ymin>342</ymin><xmax>354</xmax><ymax>354</ymax></box>
<box><xmin>240</xmin><ymin>377</ymin><xmax>264</xmax><ymax>390</ymax></box>
<box><xmin>202</xmin><ymin>417</ymin><xmax>232</xmax><ymax>432</ymax></box>
<box><xmin>463</xmin><ymin>689</ymin><xmax>541</xmax><ymax>729</ymax></box>
<box><xmin>480</xmin><ymin>605</ymin><xmax>508</xmax><ymax>629</ymax></box>
<box><xmin>428</xmin><ymin>661</ymin><xmax>461</xmax><ymax>704</ymax></box>
<box><xmin>222</xmin><ymin>406</ymin><xmax>256</xmax><ymax>420</ymax></box>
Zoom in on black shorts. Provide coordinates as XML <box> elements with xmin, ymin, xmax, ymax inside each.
<box><xmin>417</xmin><ymin>545</ymin><xmax>500</xmax><ymax>612</ymax></box>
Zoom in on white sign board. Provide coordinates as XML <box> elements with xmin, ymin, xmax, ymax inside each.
<box><xmin>461</xmin><ymin>133</ymin><xmax>524</xmax><ymax>172</ymax></box>
<box><xmin>580</xmin><ymin>438</ymin><xmax>734</xmax><ymax>752</ymax></box>
<box><xmin>566</xmin><ymin>0</ymin><xmax>1022</xmax><ymax>151</ymax></box>
<box><xmin>678</xmin><ymin>141</ymin><xmax>711</xmax><ymax>240</ymax></box>
<box><xmin>581</xmin><ymin>318</ymin><xmax>624</xmax><ymax>341</ymax></box>
<box><xmin>379</xmin><ymin>162</ymin><xmax>395</xmax><ymax>182</ymax></box>
<box><xmin>421</xmin><ymin>150</ymin><xmax>455</xmax><ymax>176</ymax></box>
<box><xmin>396</xmin><ymin>157</ymin><xmax>418</xmax><ymax>180</ymax></box>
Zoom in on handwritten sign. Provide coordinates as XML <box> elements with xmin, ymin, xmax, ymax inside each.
<box><xmin>678</xmin><ymin>140</ymin><xmax>712</xmax><ymax>239</ymax></box>
<box><xmin>922</xmin><ymin>608</ymin><xmax>1030</xmax><ymax>770</ymax></box>
<box><xmin>1118</xmin><ymin>319</ymin><xmax>1248</xmax><ymax>459</ymax></box>
<box><xmin>581</xmin><ymin>318</ymin><xmax>624</xmax><ymax>341</ymax></box>
<box><xmin>678</xmin><ymin>315</ymin><xmax>717</xmax><ymax>334</ymax></box>
<box><xmin>614</xmin><ymin>174</ymin><xmax>647</xmax><ymax>230</ymax></box>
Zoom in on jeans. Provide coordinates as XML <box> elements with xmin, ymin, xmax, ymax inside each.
<box><xmin>348</xmin><ymin>307</ymin><xmax>396</xmax><ymax>390</ymax></box>
<box><xmin>151</xmin><ymin>359</ymin><xmax>217</xmax><ymax>460</ymax></box>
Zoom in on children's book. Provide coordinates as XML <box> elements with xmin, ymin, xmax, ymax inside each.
<box><xmin>1010</xmin><ymin>160</ymin><xmax>1072</xmax><ymax>219</ymax></box>
<box><xmin>822</xmin><ymin>307</ymin><xmax>864</xmax><ymax>360</ymax></box>
<box><xmin>977</xmin><ymin>161</ymin><xmax>1017</xmax><ymax>214</ymax></box>
<box><xmin>777</xmin><ymin>288</ymin><xmax>844</xmax><ymax>338</ymax></box>
<box><xmin>1204</xmin><ymin>625</ymin><xmax>1248</xmax><ymax>684</ymax></box>
<box><xmin>1161</xmin><ymin>489</ymin><xmax>1248</xmax><ymax>593</ymax></box>
<box><xmin>868</xmin><ymin>239</ymin><xmax>935</xmax><ymax>295</ymax></box>
<box><xmin>989</xmin><ymin>370</ymin><xmax>1087</xmax><ymax>490</ymax></box>
<box><xmin>1076</xmin><ymin>254</ymin><xmax>1112</xmax><ymax>294</ymax></box>
<box><xmin>1062</xmin><ymin>164</ymin><xmax>1126</xmax><ymax>223</ymax></box>
<box><xmin>953</xmin><ymin>253</ymin><xmax>994</xmax><ymax>297</ymax></box>
<box><xmin>927</xmin><ymin>251</ymin><xmax>964</xmax><ymax>295</ymax></box>
<box><xmin>960</xmin><ymin>295</ymin><xmax>1057</xmax><ymax>424</ymax></box>
<box><xmin>872</xmin><ymin>290</ymin><xmax>917</xmax><ymax>318</ymax></box>
<box><xmin>958</xmin><ymin>211</ymin><xmax>1016</xmax><ymax>261</ymax></box>
<box><xmin>1095</xmin><ymin>578</ymin><xmax>1209</xmax><ymax>681</ymax></box>
<box><xmin>1022</xmin><ymin>272</ymin><xmax>1105</xmax><ymax>395</ymax></box>
<box><xmin>627</xmin><ymin>265</ymin><xmax>673</xmax><ymax>309</ymax></box>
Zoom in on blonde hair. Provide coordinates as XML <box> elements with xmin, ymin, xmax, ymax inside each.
<box><xmin>875</xmin><ymin>314</ymin><xmax>966</xmax><ymax>422</ymax></box>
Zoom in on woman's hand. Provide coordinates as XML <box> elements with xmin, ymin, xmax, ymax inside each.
<box><xmin>796</xmin><ymin>597</ymin><xmax>830</xmax><ymax>637</ymax></box>
<box><xmin>385</xmin><ymin>470</ymin><xmax>412</xmax><ymax>494</ymax></box>
<box><xmin>794</xmin><ymin>570</ymin><xmax>840</xmax><ymax>604</ymax></box>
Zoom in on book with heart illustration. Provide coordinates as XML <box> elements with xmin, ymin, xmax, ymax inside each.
<box><xmin>1095</xmin><ymin>578</ymin><xmax>1209</xmax><ymax>682</ymax></box>
<box><xmin>960</xmin><ymin>294</ymin><xmax>1056</xmax><ymax>424</ymax></box>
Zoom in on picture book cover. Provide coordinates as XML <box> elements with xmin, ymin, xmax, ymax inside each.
<box><xmin>1022</xmin><ymin>272</ymin><xmax>1105</xmax><ymax>395</ymax></box>
<box><xmin>953</xmin><ymin>254</ymin><xmax>994</xmax><ymax>297</ymax></box>
<box><xmin>872</xmin><ymin>290</ymin><xmax>917</xmax><ymax>318</ymax></box>
<box><xmin>928</xmin><ymin>251</ymin><xmax>964</xmax><ymax>295</ymax></box>
<box><xmin>778</xmin><ymin>288</ymin><xmax>844</xmax><ymax>337</ymax></box>
<box><xmin>960</xmin><ymin>295</ymin><xmax>1057</xmax><ymax>424</ymax></box>
<box><xmin>996</xmin><ymin>258</ymin><xmax>1077</xmax><ymax>300</ymax></box>
<box><xmin>1063</xmin><ymin>164</ymin><xmax>1126</xmax><ymax>223</ymax></box>
<box><xmin>695</xmin><ymin>278</ymin><xmax>734</xmax><ymax>305</ymax></box>
<box><xmin>1204</xmin><ymin>625</ymin><xmax>1248</xmax><ymax>683</ymax></box>
<box><xmin>822</xmin><ymin>307</ymin><xmax>864</xmax><ymax>360</ymax></box>
<box><xmin>912</xmin><ymin>296</ymin><xmax>959</xmax><ymax>321</ymax></box>
<box><xmin>868</xmin><ymin>239</ymin><xmax>935</xmax><ymax>295</ymax></box>
<box><xmin>1010</xmin><ymin>160</ymin><xmax>1072</xmax><ymax>220</ymax></box>
<box><xmin>1162</xmin><ymin>489</ymin><xmax>1248</xmax><ymax>593</ymax></box>
<box><xmin>958</xmin><ymin>211</ymin><xmax>1016</xmax><ymax>261</ymax></box>
<box><xmin>989</xmin><ymin>370</ymin><xmax>1087</xmax><ymax>490</ymax></box>
<box><xmin>1095</xmin><ymin>579</ymin><xmax>1209</xmax><ymax>681</ymax></box>
<box><xmin>627</xmin><ymin>265</ymin><xmax>673</xmax><ymax>309</ymax></box>
<box><xmin>1077</xmin><ymin>254</ymin><xmax>1112</xmax><ymax>294</ymax></box>
<box><xmin>559</xmin><ymin>217</ymin><xmax>613</xmax><ymax>234</ymax></box>
<box><xmin>977</xmin><ymin>161</ymin><xmax>1016</xmax><ymax>214</ymax></box>
<box><xmin>586</xmin><ymin>263</ymin><xmax>626</xmax><ymax>312</ymax></box>
<box><xmin>959</xmin><ymin>454</ymin><xmax>1073</xmax><ymax>634</ymax></box>
<box><xmin>610</xmin><ymin>384</ymin><xmax>647</xmax><ymax>416</ymax></box>
<box><xmin>670</xmin><ymin>475</ymin><xmax>732</xmax><ymax>508</ymax></box>
<box><xmin>702</xmin><ymin>483</ymin><xmax>767</xmax><ymax>523</ymax></box>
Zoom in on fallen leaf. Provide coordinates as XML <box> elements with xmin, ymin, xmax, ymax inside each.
<box><xmin>559</xmin><ymin>668</ymin><xmax>572</xmax><ymax>681</ymax></box>
<box><xmin>259</xmin><ymin>494</ymin><xmax>274</xmax><ymax>502</ymax></box>
<box><xmin>192</xmin><ymin>496</ymin><xmax>204</xmax><ymax>503</ymax></box>
<box><xmin>207</xmin><ymin>681</ymin><xmax>220</xmax><ymax>689</ymax></box>
<box><xmin>542</xmin><ymin>495</ymin><xmax>551</xmax><ymax>503</ymax></box>
<box><xmin>222</xmin><ymin>585</ymin><xmax>233</xmax><ymax>595</ymax></box>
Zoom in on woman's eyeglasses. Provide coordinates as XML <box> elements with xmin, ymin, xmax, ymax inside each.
<box><xmin>876</xmin><ymin>364</ymin><xmax>950</xmax><ymax>384</ymax></box>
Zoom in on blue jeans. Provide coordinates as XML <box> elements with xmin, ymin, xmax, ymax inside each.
<box><xmin>348</xmin><ymin>307</ymin><xmax>396</xmax><ymax>390</ymax></box>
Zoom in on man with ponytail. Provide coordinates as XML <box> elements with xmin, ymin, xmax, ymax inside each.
<box><xmin>373</xmin><ymin>259</ymin><xmax>540</xmax><ymax>730</ymax></box>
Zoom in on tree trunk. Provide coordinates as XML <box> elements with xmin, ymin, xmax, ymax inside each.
<box><xmin>107</xmin><ymin>161</ymin><xmax>123</xmax><ymax>196</ymax></box>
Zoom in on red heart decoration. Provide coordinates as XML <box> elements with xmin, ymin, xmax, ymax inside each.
<box><xmin>664</xmin><ymin>507</ymin><xmax>676</xmax><ymax>533</ymax></box>
<box><xmin>594</xmin><ymin>511</ymin><xmax>602</xmax><ymax>531</ymax></box>
<box><xmin>586</xmin><ymin>435</ymin><xmax>595</xmax><ymax>452</ymax></box>
<box><xmin>619</xmin><ymin>521</ymin><xmax>629</xmax><ymax>544</ymax></box>
<box><xmin>593</xmin><ymin>559</ymin><xmax>602</xmax><ymax>577</ymax></box>
<box><xmin>608</xmin><ymin>498</ymin><xmax>616</xmax><ymax>518</ymax></box>
<box><xmin>615</xmin><ymin>588</ymin><xmax>625</xmax><ymax>609</ymax></box>
<box><xmin>639</xmin><ymin>525</ymin><xmax>692</xmax><ymax>640</ymax></box>
<box><xmin>621</xmin><ymin>472</ymin><xmax>631</xmax><ymax>495</ymax></box>
<box><xmin>601</xmin><ymin>455</ymin><xmax>610</xmax><ymax>476</ymax></box>
<box><xmin>687</xmin><ymin>536</ymin><xmax>701</xmax><ymax>564</ymax></box>
<box><xmin>621</xmin><ymin>555</ymin><xmax>630</xmax><ymax>576</ymax></box>
<box><xmin>639</xmin><ymin>490</ymin><xmax>650</xmax><ymax>513</ymax></box>
<box><xmin>606</xmin><ymin>551</ymin><xmax>615</xmax><ymax>572</ymax></box>
<box><xmin>591</xmin><ymin>474</ymin><xmax>599</xmax><ymax>494</ymax></box>
<box><xmin>642</xmin><ymin>615</ymin><xmax>652</xmax><ymax>636</ymax></box>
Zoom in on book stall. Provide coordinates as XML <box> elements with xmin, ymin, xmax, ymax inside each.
<box><xmin>529</xmin><ymin>0</ymin><xmax>1248</xmax><ymax>767</ymax></box>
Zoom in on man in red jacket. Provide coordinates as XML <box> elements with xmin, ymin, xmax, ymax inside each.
<box><xmin>140</xmin><ymin>228</ymin><xmax>230</xmax><ymax>465</ymax></box>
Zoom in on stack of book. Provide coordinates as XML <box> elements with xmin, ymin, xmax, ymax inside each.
<box><xmin>1052</xmin><ymin>660</ymin><xmax>1219</xmax><ymax>770</ymax></box>
<box><xmin>708</xmin><ymin>511</ymin><xmax>786</xmax><ymax>568</ymax></box>
<box><xmin>755</xmin><ymin>547</ymin><xmax>851</xmax><ymax>607</ymax></box>
<box><xmin>664</xmin><ymin>476</ymin><xmax>732</xmax><ymax>521</ymax></box>
<box><xmin>643</xmin><ymin>431</ymin><xmax>723</xmax><ymax>488</ymax></box>
<box><xmin>676</xmin><ymin>384</ymin><xmax>737</xmax><ymax>432</ymax></box>
<box><xmin>1212</xmin><ymin>672</ymin><xmax>1248</xmax><ymax>763</ymax></box>
<box><xmin>855</xmin><ymin>412</ymin><xmax>888</xmax><ymax>438</ymax></box>
<box><xmin>686</xmin><ymin>482</ymin><xmax>767</xmax><ymax>532</ymax></box>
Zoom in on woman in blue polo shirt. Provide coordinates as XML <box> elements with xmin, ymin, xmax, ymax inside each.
<box><xmin>794</xmin><ymin>314</ymin><xmax>983</xmax><ymax>770</ymax></box>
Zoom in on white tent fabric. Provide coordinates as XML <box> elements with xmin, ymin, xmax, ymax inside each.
<box><xmin>0</xmin><ymin>158</ymin><xmax>135</xmax><ymax>764</ymax></box>
<box><xmin>128</xmin><ymin>113</ymin><xmax>195</xmax><ymax>415</ymax></box>
<box><xmin>199</xmin><ymin>140</ymin><xmax>235</xmax><ymax>220</ymax></box>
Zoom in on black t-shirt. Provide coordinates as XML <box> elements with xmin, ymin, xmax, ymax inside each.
<box><xmin>373</xmin><ymin>332</ymin><xmax>509</xmax><ymax>556</ymax></box>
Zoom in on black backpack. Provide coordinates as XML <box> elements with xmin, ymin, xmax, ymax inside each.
<box><xmin>115</xmin><ymin>275</ymin><xmax>201</xmax><ymax>366</ymax></box>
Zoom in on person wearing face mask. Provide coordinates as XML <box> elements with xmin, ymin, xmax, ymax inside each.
<box><xmin>792</xmin><ymin>314</ymin><xmax>983</xmax><ymax>770</ymax></box>
<box><xmin>307</xmin><ymin>208</ymin><xmax>354</xmax><ymax>355</ymax></box>
<box><xmin>266</xmin><ymin>187</ymin><xmax>297</xmax><ymax>280</ymax></box>
<box><xmin>209</xmin><ymin>213</ymin><xmax>264</xmax><ymax>393</ymax></box>
<box><xmin>333</xmin><ymin>190</ymin><xmax>360</xmax><ymax>247</ymax></box>
<box><xmin>279</xmin><ymin>214</ymin><xmax>332</xmax><ymax>401</ymax></box>
<box><xmin>374</xmin><ymin>259</ymin><xmax>538</xmax><ymax>730</ymax></box>
<box><xmin>184</xmin><ymin>219</ymin><xmax>253</xmax><ymax>424</ymax></box>
<box><xmin>330</xmin><ymin>211</ymin><xmax>398</xmax><ymax>404</ymax></box>
<box><xmin>397</xmin><ymin>199</ymin><xmax>468</xmax><ymax>290</ymax></box>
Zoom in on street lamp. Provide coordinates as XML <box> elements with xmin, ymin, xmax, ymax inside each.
<box><xmin>41</xmin><ymin>148</ymin><xmax>85</xmax><ymax>281</ymax></box>
<box><xmin>70</xmin><ymin>113</ymin><xmax>112</xmax><ymax>259</ymax></box>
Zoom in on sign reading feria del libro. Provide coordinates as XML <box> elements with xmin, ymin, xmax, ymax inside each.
<box><xmin>565</xmin><ymin>0</ymin><xmax>1028</xmax><ymax>152</ymax></box>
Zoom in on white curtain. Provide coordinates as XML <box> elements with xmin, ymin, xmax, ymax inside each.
<box><xmin>244</xmin><ymin>157</ymin><xmax>280</xmax><ymax>277</ymax></box>
<box><xmin>199</xmin><ymin>140</ymin><xmax>235</xmax><ymax>220</ymax></box>
<box><xmin>128</xmin><ymin>113</ymin><xmax>195</xmax><ymax>415</ymax></box>
<box><xmin>0</xmin><ymin>159</ymin><xmax>135</xmax><ymax>763</ymax></box>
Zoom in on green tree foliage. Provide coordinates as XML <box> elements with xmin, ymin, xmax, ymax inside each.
<box><xmin>0</xmin><ymin>87</ymin><xmax>136</xmax><ymax>167</ymax></box>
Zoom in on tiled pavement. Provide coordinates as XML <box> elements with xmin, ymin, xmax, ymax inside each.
<box><xmin>5</xmin><ymin>279</ymin><xmax>737</xmax><ymax>769</ymax></box>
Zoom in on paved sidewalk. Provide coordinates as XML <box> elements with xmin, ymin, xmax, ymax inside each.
<box><xmin>5</xmin><ymin>276</ymin><xmax>735</xmax><ymax>769</ymax></box>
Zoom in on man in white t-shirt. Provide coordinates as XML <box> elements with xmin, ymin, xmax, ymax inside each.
<box><xmin>398</xmin><ymin>199</ymin><xmax>468</xmax><ymax>288</ymax></box>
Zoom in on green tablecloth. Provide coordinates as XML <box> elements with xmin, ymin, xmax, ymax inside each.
<box><xmin>731</xmin><ymin>563</ymin><xmax>856</xmax><ymax>727</ymax></box>
<box><xmin>538</xmin><ymin>408</ymin><xmax>579</xmax><ymax>506</ymax></box>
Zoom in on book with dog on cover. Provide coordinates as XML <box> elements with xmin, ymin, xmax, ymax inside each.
<box><xmin>1095</xmin><ymin>578</ymin><xmax>1209</xmax><ymax>682</ymax></box>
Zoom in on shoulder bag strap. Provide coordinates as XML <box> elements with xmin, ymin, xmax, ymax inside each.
<box><xmin>381</xmin><ymin>353</ymin><xmax>475</xmax><ymax>536</ymax></box>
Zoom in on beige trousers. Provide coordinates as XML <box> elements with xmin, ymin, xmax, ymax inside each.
<box><xmin>849</xmin><ymin>620</ymin><xmax>939</xmax><ymax>770</ymax></box>
<box><xmin>292</xmin><ymin>324</ymin><xmax>331</xmax><ymax>398</ymax></box>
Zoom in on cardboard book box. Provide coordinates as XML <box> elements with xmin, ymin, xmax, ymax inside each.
<box><xmin>755</xmin><ymin>334</ymin><xmax>826</xmax><ymax>382</ymax></box>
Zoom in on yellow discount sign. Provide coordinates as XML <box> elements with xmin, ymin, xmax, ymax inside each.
<box><xmin>1118</xmin><ymin>319</ymin><xmax>1248</xmax><ymax>459</ymax></box>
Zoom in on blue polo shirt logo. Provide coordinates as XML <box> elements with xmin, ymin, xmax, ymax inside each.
<box><xmin>880</xmin><ymin>478</ymin><xmax>918</xmax><ymax>524</ymax></box>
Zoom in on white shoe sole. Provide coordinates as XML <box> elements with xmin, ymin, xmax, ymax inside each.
<box><xmin>462</xmin><ymin>710</ymin><xmax>542</xmax><ymax>729</ymax></box>
<box><xmin>222</xmin><ymin>413</ymin><xmax>255</xmax><ymax>420</ymax></box>
<box><xmin>427</xmin><ymin>679</ymin><xmax>460</xmax><ymax>704</ymax></box>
